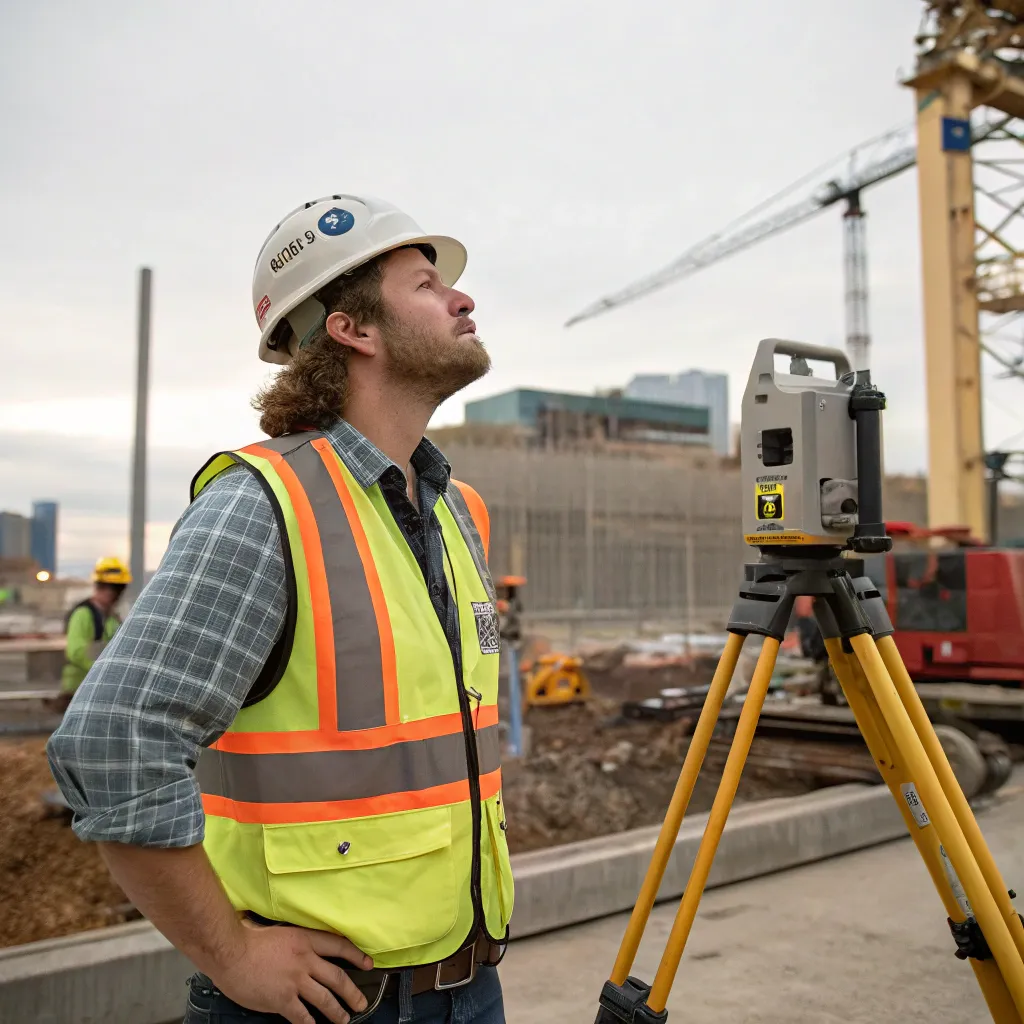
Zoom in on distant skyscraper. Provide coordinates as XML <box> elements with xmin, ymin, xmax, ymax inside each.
<box><xmin>625</xmin><ymin>370</ymin><xmax>731</xmax><ymax>456</ymax></box>
<box><xmin>0</xmin><ymin>512</ymin><xmax>32</xmax><ymax>560</ymax></box>
<box><xmin>31</xmin><ymin>501</ymin><xmax>59</xmax><ymax>574</ymax></box>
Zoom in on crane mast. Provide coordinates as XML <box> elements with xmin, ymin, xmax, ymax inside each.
<box><xmin>843</xmin><ymin>192</ymin><xmax>870</xmax><ymax>372</ymax></box>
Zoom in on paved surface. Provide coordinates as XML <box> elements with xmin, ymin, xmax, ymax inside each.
<box><xmin>499</xmin><ymin>774</ymin><xmax>1024</xmax><ymax>1023</ymax></box>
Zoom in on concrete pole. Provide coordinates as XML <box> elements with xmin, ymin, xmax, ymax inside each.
<box><xmin>128</xmin><ymin>268</ymin><xmax>152</xmax><ymax>603</ymax></box>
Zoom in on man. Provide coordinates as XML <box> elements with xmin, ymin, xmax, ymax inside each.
<box><xmin>51</xmin><ymin>556</ymin><xmax>131</xmax><ymax>713</ymax></box>
<box><xmin>47</xmin><ymin>194</ymin><xmax>513</xmax><ymax>1024</ymax></box>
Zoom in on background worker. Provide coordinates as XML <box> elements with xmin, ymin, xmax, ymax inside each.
<box><xmin>47</xmin><ymin>194</ymin><xmax>512</xmax><ymax>1024</ymax></box>
<box><xmin>51</xmin><ymin>556</ymin><xmax>131</xmax><ymax>713</ymax></box>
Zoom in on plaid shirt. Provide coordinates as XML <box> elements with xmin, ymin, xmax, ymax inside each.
<box><xmin>46</xmin><ymin>419</ymin><xmax>457</xmax><ymax>847</ymax></box>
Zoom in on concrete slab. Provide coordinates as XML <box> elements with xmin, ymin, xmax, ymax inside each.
<box><xmin>500</xmin><ymin>774</ymin><xmax>1024</xmax><ymax>1023</ymax></box>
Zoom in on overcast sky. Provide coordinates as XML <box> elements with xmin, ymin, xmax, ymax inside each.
<box><xmin>3</xmin><ymin>1</ymin><xmax>1023</xmax><ymax>575</ymax></box>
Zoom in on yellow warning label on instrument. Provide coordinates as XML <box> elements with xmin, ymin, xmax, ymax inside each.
<box><xmin>755</xmin><ymin>482</ymin><xmax>784</xmax><ymax>521</ymax></box>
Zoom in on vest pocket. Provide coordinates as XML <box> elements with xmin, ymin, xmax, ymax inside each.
<box><xmin>262</xmin><ymin>806</ymin><xmax>459</xmax><ymax>955</ymax></box>
<box><xmin>483</xmin><ymin>795</ymin><xmax>514</xmax><ymax>932</ymax></box>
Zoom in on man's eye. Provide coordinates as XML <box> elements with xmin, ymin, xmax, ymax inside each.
<box><xmin>419</xmin><ymin>281</ymin><xmax>431</xmax><ymax>289</ymax></box>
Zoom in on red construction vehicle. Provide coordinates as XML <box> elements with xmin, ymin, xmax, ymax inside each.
<box><xmin>863</xmin><ymin>522</ymin><xmax>1024</xmax><ymax>687</ymax></box>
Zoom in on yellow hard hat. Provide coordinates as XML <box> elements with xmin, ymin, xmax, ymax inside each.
<box><xmin>93</xmin><ymin>556</ymin><xmax>132</xmax><ymax>585</ymax></box>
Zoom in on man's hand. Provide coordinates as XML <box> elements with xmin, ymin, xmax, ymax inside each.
<box><xmin>93</xmin><ymin>843</ymin><xmax>376</xmax><ymax>1024</ymax></box>
<box><xmin>215</xmin><ymin>918</ymin><xmax>374</xmax><ymax>1024</ymax></box>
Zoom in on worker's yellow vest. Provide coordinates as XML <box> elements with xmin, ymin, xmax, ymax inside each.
<box><xmin>190</xmin><ymin>432</ymin><xmax>513</xmax><ymax>969</ymax></box>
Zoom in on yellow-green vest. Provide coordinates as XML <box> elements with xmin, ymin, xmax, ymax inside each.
<box><xmin>190</xmin><ymin>431</ymin><xmax>514</xmax><ymax>969</ymax></box>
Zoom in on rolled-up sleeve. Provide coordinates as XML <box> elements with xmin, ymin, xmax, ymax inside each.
<box><xmin>46</xmin><ymin>465</ymin><xmax>287</xmax><ymax>848</ymax></box>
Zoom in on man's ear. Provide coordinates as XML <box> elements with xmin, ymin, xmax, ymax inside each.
<box><xmin>326</xmin><ymin>311</ymin><xmax>377</xmax><ymax>356</ymax></box>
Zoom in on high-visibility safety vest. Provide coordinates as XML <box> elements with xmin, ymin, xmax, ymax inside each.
<box><xmin>190</xmin><ymin>431</ymin><xmax>514</xmax><ymax>970</ymax></box>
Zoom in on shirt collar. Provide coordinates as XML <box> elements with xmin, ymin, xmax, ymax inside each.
<box><xmin>321</xmin><ymin>417</ymin><xmax>451</xmax><ymax>493</ymax></box>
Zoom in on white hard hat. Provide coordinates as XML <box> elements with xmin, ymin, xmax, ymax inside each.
<box><xmin>252</xmin><ymin>194</ymin><xmax>467</xmax><ymax>364</ymax></box>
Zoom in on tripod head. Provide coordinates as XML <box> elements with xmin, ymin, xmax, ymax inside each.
<box><xmin>740</xmin><ymin>338</ymin><xmax>892</xmax><ymax>556</ymax></box>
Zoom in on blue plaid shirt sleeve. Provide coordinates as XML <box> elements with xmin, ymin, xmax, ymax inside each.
<box><xmin>46</xmin><ymin>465</ymin><xmax>287</xmax><ymax>848</ymax></box>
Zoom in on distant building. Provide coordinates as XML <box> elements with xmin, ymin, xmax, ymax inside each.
<box><xmin>0</xmin><ymin>512</ymin><xmax>31</xmax><ymax>560</ymax></box>
<box><xmin>31</xmin><ymin>501</ymin><xmax>58</xmax><ymax>574</ymax></box>
<box><xmin>625</xmin><ymin>371</ymin><xmax>730</xmax><ymax>456</ymax></box>
<box><xmin>464</xmin><ymin>387</ymin><xmax>710</xmax><ymax>450</ymax></box>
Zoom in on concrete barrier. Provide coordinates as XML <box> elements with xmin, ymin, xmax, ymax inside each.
<box><xmin>0</xmin><ymin>920</ymin><xmax>192</xmax><ymax>1024</ymax></box>
<box><xmin>0</xmin><ymin>783</ymin><xmax>906</xmax><ymax>1024</ymax></box>
<box><xmin>509</xmin><ymin>781</ymin><xmax>905</xmax><ymax>938</ymax></box>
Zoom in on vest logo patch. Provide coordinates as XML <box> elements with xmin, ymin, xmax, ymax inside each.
<box><xmin>472</xmin><ymin>601</ymin><xmax>501</xmax><ymax>655</ymax></box>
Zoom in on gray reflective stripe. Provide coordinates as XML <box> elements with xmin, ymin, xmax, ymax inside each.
<box><xmin>444</xmin><ymin>488</ymin><xmax>496</xmax><ymax>603</ymax></box>
<box><xmin>476</xmin><ymin>721</ymin><xmax>500</xmax><ymax>775</ymax></box>
<box><xmin>253</xmin><ymin>431</ymin><xmax>325</xmax><ymax>455</ymax></box>
<box><xmin>198</xmin><ymin>724</ymin><xmax>501</xmax><ymax>804</ymax></box>
<box><xmin>282</xmin><ymin>442</ymin><xmax>387</xmax><ymax>731</ymax></box>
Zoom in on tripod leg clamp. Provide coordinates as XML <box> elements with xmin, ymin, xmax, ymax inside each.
<box><xmin>948</xmin><ymin>914</ymin><xmax>1024</xmax><ymax>961</ymax></box>
<box><xmin>949</xmin><ymin>917</ymin><xmax>993</xmax><ymax>961</ymax></box>
<box><xmin>594</xmin><ymin>978</ymin><xmax>669</xmax><ymax>1023</ymax></box>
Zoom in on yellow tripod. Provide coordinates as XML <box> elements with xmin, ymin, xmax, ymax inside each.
<box><xmin>593</xmin><ymin>557</ymin><xmax>1024</xmax><ymax>1023</ymax></box>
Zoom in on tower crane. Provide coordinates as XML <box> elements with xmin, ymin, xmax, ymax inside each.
<box><xmin>566</xmin><ymin>116</ymin><xmax>1005</xmax><ymax>371</ymax></box>
<box><xmin>567</xmin><ymin>0</ymin><xmax>1024</xmax><ymax>544</ymax></box>
<box><xmin>565</xmin><ymin>120</ymin><xmax>920</xmax><ymax>373</ymax></box>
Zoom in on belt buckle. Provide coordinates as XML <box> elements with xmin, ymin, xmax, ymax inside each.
<box><xmin>434</xmin><ymin>946</ymin><xmax>477</xmax><ymax>991</ymax></box>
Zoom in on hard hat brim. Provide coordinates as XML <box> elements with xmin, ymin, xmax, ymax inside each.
<box><xmin>258</xmin><ymin>233</ymin><xmax>468</xmax><ymax>366</ymax></box>
<box><xmin>94</xmin><ymin>572</ymin><xmax>132</xmax><ymax>584</ymax></box>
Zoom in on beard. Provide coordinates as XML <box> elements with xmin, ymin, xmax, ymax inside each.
<box><xmin>381</xmin><ymin>318</ymin><xmax>491</xmax><ymax>405</ymax></box>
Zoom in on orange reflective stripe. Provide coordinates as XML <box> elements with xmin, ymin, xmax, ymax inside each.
<box><xmin>202</xmin><ymin>767</ymin><xmax>503</xmax><ymax>825</ymax></box>
<box><xmin>452</xmin><ymin>480</ymin><xmax>489</xmax><ymax>559</ymax></box>
<box><xmin>211</xmin><ymin>705</ymin><xmax>499</xmax><ymax>754</ymax></box>
<box><xmin>312</xmin><ymin>438</ymin><xmax>400</xmax><ymax>727</ymax></box>
<box><xmin>242</xmin><ymin>443</ymin><xmax>337</xmax><ymax>727</ymax></box>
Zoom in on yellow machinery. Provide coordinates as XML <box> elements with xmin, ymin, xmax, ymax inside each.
<box><xmin>908</xmin><ymin>1</ymin><xmax>1024</xmax><ymax>542</ymax></box>
<box><xmin>496</xmin><ymin>574</ymin><xmax>591</xmax><ymax>709</ymax></box>
<box><xmin>522</xmin><ymin>653</ymin><xmax>592</xmax><ymax>707</ymax></box>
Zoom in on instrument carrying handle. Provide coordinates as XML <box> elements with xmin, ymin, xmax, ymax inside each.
<box><xmin>750</xmin><ymin>338</ymin><xmax>853</xmax><ymax>381</ymax></box>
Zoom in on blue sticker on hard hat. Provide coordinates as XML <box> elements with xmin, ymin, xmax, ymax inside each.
<box><xmin>317</xmin><ymin>208</ymin><xmax>355</xmax><ymax>236</ymax></box>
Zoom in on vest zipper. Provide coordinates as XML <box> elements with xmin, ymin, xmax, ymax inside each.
<box><xmin>439</xmin><ymin>522</ymin><xmax>501</xmax><ymax>946</ymax></box>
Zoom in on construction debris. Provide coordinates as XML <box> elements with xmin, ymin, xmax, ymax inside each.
<box><xmin>501</xmin><ymin>697</ymin><xmax>826</xmax><ymax>855</ymax></box>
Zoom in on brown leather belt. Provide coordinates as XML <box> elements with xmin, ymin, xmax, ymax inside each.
<box><xmin>346</xmin><ymin>933</ymin><xmax>503</xmax><ymax>1018</ymax></box>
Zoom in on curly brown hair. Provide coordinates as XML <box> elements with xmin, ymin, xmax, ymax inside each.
<box><xmin>252</xmin><ymin>254</ymin><xmax>395</xmax><ymax>437</ymax></box>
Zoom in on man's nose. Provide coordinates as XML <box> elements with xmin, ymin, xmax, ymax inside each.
<box><xmin>449</xmin><ymin>288</ymin><xmax>475</xmax><ymax>317</ymax></box>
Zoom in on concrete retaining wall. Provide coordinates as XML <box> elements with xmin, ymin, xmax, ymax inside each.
<box><xmin>509</xmin><ymin>782</ymin><xmax>905</xmax><ymax>938</ymax></box>
<box><xmin>0</xmin><ymin>783</ymin><xmax>907</xmax><ymax>1024</ymax></box>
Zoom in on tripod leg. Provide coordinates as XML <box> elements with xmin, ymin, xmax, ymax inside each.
<box><xmin>850</xmin><ymin>634</ymin><xmax>1024</xmax><ymax>1017</ymax></box>
<box><xmin>643</xmin><ymin>637</ymin><xmax>781</xmax><ymax>1013</ymax></box>
<box><xmin>876</xmin><ymin>635</ymin><xmax>1024</xmax><ymax>962</ymax></box>
<box><xmin>609</xmin><ymin>631</ymin><xmax>746</xmax><ymax>986</ymax></box>
<box><xmin>826</xmin><ymin>639</ymin><xmax>1022</xmax><ymax>1024</ymax></box>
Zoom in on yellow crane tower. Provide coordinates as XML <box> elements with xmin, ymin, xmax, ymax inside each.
<box><xmin>908</xmin><ymin>1</ymin><xmax>1024</xmax><ymax>539</ymax></box>
<box><xmin>567</xmin><ymin>1</ymin><xmax>1024</xmax><ymax>544</ymax></box>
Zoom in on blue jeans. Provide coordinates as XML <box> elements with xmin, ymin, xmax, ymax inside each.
<box><xmin>182</xmin><ymin>966</ymin><xmax>505</xmax><ymax>1024</ymax></box>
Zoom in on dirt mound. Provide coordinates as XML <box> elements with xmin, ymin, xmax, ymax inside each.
<box><xmin>0</xmin><ymin>737</ymin><xmax>132</xmax><ymax>948</ymax></box>
<box><xmin>501</xmin><ymin>698</ymin><xmax>817</xmax><ymax>854</ymax></box>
